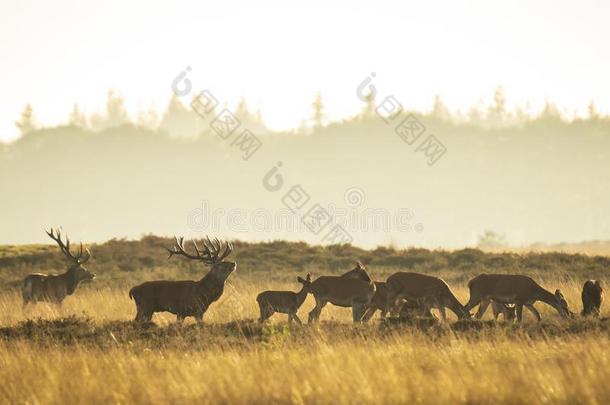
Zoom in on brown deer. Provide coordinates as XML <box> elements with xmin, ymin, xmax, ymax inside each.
<box><xmin>465</xmin><ymin>274</ymin><xmax>572</xmax><ymax>322</ymax></box>
<box><xmin>129</xmin><ymin>236</ymin><xmax>235</xmax><ymax>323</ymax></box>
<box><xmin>22</xmin><ymin>228</ymin><xmax>95</xmax><ymax>308</ymax></box>
<box><xmin>307</xmin><ymin>261</ymin><xmax>376</xmax><ymax>323</ymax></box>
<box><xmin>581</xmin><ymin>280</ymin><xmax>603</xmax><ymax>317</ymax></box>
<box><xmin>257</xmin><ymin>274</ymin><xmax>312</xmax><ymax>324</ymax></box>
<box><xmin>385</xmin><ymin>272</ymin><xmax>470</xmax><ymax>322</ymax></box>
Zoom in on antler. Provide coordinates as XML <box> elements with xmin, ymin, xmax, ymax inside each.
<box><xmin>167</xmin><ymin>236</ymin><xmax>233</xmax><ymax>264</ymax></box>
<box><xmin>46</xmin><ymin>227</ymin><xmax>91</xmax><ymax>264</ymax></box>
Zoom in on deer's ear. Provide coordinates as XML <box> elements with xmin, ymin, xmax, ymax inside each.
<box><xmin>555</xmin><ymin>289</ymin><xmax>564</xmax><ymax>298</ymax></box>
<box><xmin>297</xmin><ymin>276</ymin><xmax>306</xmax><ymax>284</ymax></box>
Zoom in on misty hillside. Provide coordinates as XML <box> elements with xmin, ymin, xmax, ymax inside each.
<box><xmin>1</xmin><ymin>114</ymin><xmax>609</xmax><ymax>247</ymax></box>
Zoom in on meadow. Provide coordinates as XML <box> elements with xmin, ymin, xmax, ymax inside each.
<box><xmin>1</xmin><ymin>237</ymin><xmax>610</xmax><ymax>404</ymax></box>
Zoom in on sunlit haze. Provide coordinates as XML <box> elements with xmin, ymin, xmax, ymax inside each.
<box><xmin>1</xmin><ymin>0</ymin><xmax>609</xmax><ymax>142</ymax></box>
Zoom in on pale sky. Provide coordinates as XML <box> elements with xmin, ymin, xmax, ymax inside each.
<box><xmin>1</xmin><ymin>0</ymin><xmax>609</xmax><ymax>142</ymax></box>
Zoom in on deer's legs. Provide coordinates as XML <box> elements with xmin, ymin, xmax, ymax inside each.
<box><xmin>389</xmin><ymin>299</ymin><xmax>406</xmax><ymax>317</ymax></box>
<box><xmin>525</xmin><ymin>304</ymin><xmax>541</xmax><ymax>322</ymax></box>
<box><xmin>475</xmin><ymin>299</ymin><xmax>491</xmax><ymax>319</ymax></box>
<box><xmin>516</xmin><ymin>304</ymin><xmax>524</xmax><ymax>322</ymax></box>
<box><xmin>438</xmin><ymin>306</ymin><xmax>448</xmax><ymax>323</ymax></box>
<box><xmin>193</xmin><ymin>311</ymin><xmax>205</xmax><ymax>324</ymax></box>
<box><xmin>352</xmin><ymin>304</ymin><xmax>366</xmax><ymax>322</ymax></box>
<box><xmin>491</xmin><ymin>302</ymin><xmax>502</xmax><ymax>320</ymax></box>
<box><xmin>361</xmin><ymin>305</ymin><xmax>378</xmax><ymax>322</ymax></box>
<box><xmin>308</xmin><ymin>299</ymin><xmax>326</xmax><ymax>323</ymax></box>
<box><xmin>135</xmin><ymin>311</ymin><xmax>152</xmax><ymax>323</ymax></box>
<box><xmin>258</xmin><ymin>303</ymin><xmax>273</xmax><ymax>322</ymax></box>
<box><xmin>291</xmin><ymin>312</ymin><xmax>303</xmax><ymax>325</ymax></box>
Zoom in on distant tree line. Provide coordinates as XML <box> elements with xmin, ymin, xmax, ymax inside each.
<box><xmin>13</xmin><ymin>86</ymin><xmax>610</xmax><ymax>139</ymax></box>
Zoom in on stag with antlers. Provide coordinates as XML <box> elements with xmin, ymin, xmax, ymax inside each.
<box><xmin>22</xmin><ymin>228</ymin><xmax>95</xmax><ymax>308</ymax></box>
<box><xmin>129</xmin><ymin>236</ymin><xmax>236</xmax><ymax>323</ymax></box>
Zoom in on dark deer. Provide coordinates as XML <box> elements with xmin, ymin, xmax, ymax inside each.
<box><xmin>465</xmin><ymin>274</ymin><xmax>572</xmax><ymax>322</ymax></box>
<box><xmin>257</xmin><ymin>274</ymin><xmax>312</xmax><ymax>324</ymax></box>
<box><xmin>22</xmin><ymin>228</ymin><xmax>95</xmax><ymax>308</ymax></box>
<box><xmin>385</xmin><ymin>272</ymin><xmax>471</xmax><ymax>322</ymax></box>
<box><xmin>129</xmin><ymin>236</ymin><xmax>235</xmax><ymax>323</ymax></box>
<box><xmin>307</xmin><ymin>261</ymin><xmax>376</xmax><ymax>323</ymax></box>
<box><xmin>581</xmin><ymin>280</ymin><xmax>603</xmax><ymax>317</ymax></box>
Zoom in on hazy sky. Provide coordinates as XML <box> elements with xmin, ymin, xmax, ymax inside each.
<box><xmin>1</xmin><ymin>0</ymin><xmax>609</xmax><ymax>142</ymax></box>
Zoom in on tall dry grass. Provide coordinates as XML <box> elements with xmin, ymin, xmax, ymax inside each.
<box><xmin>1</xmin><ymin>275</ymin><xmax>608</xmax><ymax>404</ymax></box>
<box><xmin>1</xmin><ymin>329</ymin><xmax>610</xmax><ymax>404</ymax></box>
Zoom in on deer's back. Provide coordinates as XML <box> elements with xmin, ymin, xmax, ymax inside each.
<box><xmin>386</xmin><ymin>272</ymin><xmax>452</xmax><ymax>299</ymax></box>
<box><xmin>468</xmin><ymin>274</ymin><xmax>542</xmax><ymax>301</ymax></box>
<box><xmin>310</xmin><ymin>276</ymin><xmax>375</xmax><ymax>305</ymax></box>
<box><xmin>131</xmin><ymin>280</ymin><xmax>200</xmax><ymax>310</ymax></box>
<box><xmin>24</xmin><ymin>273</ymin><xmax>64</xmax><ymax>299</ymax></box>
<box><xmin>257</xmin><ymin>290</ymin><xmax>298</xmax><ymax>311</ymax></box>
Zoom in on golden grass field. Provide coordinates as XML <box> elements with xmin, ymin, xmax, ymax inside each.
<box><xmin>1</xmin><ymin>273</ymin><xmax>610</xmax><ymax>404</ymax></box>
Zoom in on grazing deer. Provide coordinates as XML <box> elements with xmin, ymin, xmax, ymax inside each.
<box><xmin>385</xmin><ymin>272</ymin><xmax>470</xmax><ymax>322</ymax></box>
<box><xmin>129</xmin><ymin>236</ymin><xmax>235</xmax><ymax>323</ymax></box>
<box><xmin>581</xmin><ymin>280</ymin><xmax>603</xmax><ymax>317</ymax></box>
<box><xmin>465</xmin><ymin>274</ymin><xmax>572</xmax><ymax>322</ymax></box>
<box><xmin>22</xmin><ymin>228</ymin><xmax>95</xmax><ymax>308</ymax></box>
<box><xmin>307</xmin><ymin>261</ymin><xmax>376</xmax><ymax>323</ymax></box>
<box><xmin>257</xmin><ymin>274</ymin><xmax>312</xmax><ymax>324</ymax></box>
<box><xmin>398</xmin><ymin>299</ymin><xmax>436</xmax><ymax>319</ymax></box>
<box><xmin>361</xmin><ymin>281</ymin><xmax>434</xmax><ymax>321</ymax></box>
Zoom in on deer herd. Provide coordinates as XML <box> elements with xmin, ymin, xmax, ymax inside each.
<box><xmin>21</xmin><ymin>229</ymin><xmax>605</xmax><ymax>326</ymax></box>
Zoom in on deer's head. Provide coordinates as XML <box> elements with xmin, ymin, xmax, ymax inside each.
<box><xmin>167</xmin><ymin>236</ymin><xmax>236</xmax><ymax>282</ymax></box>
<box><xmin>341</xmin><ymin>261</ymin><xmax>372</xmax><ymax>283</ymax></box>
<box><xmin>554</xmin><ymin>289</ymin><xmax>572</xmax><ymax>317</ymax></box>
<box><xmin>297</xmin><ymin>273</ymin><xmax>312</xmax><ymax>291</ymax></box>
<box><xmin>47</xmin><ymin>228</ymin><xmax>95</xmax><ymax>281</ymax></box>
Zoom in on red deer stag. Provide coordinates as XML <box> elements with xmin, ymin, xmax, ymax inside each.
<box><xmin>129</xmin><ymin>236</ymin><xmax>235</xmax><ymax>323</ymax></box>
<box><xmin>308</xmin><ymin>261</ymin><xmax>376</xmax><ymax>323</ymax></box>
<box><xmin>385</xmin><ymin>272</ymin><xmax>471</xmax><ymax>322</ymax></box>
<box><xmin>256</xmin><ymin>274</ymin><xmax>312</xmax><ymax>324</ymax></box>
<box><xmin>581</xmin><ymin>280</ymin><xmax>603</xmax><ymax>317</ymax></box>
<box><xmin>22</xmin><ymin>228</ymin><xmax>95</xmax><ymax>308</ymax></box>
<box><xmin>465</xmin><ymin>274</ymin><xmax>572</xmax><ymax>322</ymax></box>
